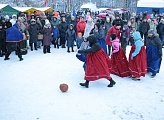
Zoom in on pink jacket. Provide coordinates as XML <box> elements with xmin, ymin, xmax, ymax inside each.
<box><xmin>112</xmin><ymin>38</ymin><xmax>120</xmax><ymax>53</ymax></box>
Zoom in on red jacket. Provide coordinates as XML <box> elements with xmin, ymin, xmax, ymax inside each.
<box><xmin>76</xmin><ymin>21</ymin><xmax>86</xmax><ymax>34</ymax></box>
<box><xmin>105</xmin><ymin>25</ymin><xmax>120</xmax><ymax>46</ymax></box>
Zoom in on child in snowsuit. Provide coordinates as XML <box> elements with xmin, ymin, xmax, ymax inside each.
<box><xmin>65</xmin><ymin>24</ymin><xmax>76</xmax><ymax>53</ymax></box>
<box><xmin>76</xmin><ymin>32</ymin><xmax>83</xmax><ymax>49</ymax></box>
<box><xmin>52</xmin><ymin>25</ymin><xmax>60</xmax><ymax>48</ymax></box>
<box><xmin>76</xmin><ymin>38</ymin><xmax>90</xmax><ymax>71</ymax></box>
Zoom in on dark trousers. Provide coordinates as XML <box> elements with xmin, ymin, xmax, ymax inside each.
<box><xmin>43</xmin><ymin>46</ymin><xmax>50</xmax><ymax>54</ymax></box>
<box><xmin>5</xmin><ymin>42</ymin><xmax>22</xmax><ymax>59</ymax></box>
<box><xmin>0</xmin><ymin>39</ymin><xmax>6</xmax><ymax>56</ymax></box>
<box><xmin>60</xmin><ymin>36</ymin><xmax>66</xmax><ymax>48</ymax></box>
<box><xmin>30</xmin><ymin>42</ymin><xmax>37</xmax><ymax>50</ymax></box>
<box><xmin>140</xmin><ymin>32</ymin><xmax>147</xmax><ymax>45</ymax></box>
<box><xmin>52</xmin><ymin>38</ymin><xmax>59</xmax><ymax>48</ymax></box>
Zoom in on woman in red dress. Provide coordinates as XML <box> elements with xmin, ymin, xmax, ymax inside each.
<box><xmin>129</xmin><ymin>31</ymin><xmax>147</xmax><ymax>80</ymax></box>
<box><xmin>110</xmin><ymin>34</ymin><xmax>130</xmax><ymax>77</ymax></box>
<box><xmin>78</xmin><ymin>35</ymin><xmax>116</xmax><ymax>88</ymax></box>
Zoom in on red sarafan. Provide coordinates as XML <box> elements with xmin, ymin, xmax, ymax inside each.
<box><xmin>59</xmin><ymin>84</ymin><xmax>68</xmax><ymax>92</ymax></box>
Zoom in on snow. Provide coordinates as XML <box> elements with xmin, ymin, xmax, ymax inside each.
<box><xmin>0</xmin><ymin>4</ymin><xmax>8</xmax><ymax>9</ymax></box>
<box><xmin>0</xmin><ymin>46</ymin><xmax>164</xmax><ymax>120</ymax></box>
<box><xmin>35</xmin><ymin>7</ymin><xmax>52</xmax><ymax>12</ymax></box>
<box><xmin>137</xmin><ymin>0</ymin><xmax>164</xmax><ymax>8</ymax></box>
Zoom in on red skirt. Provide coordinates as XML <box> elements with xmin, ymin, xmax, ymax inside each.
<box><xmin>111</xmin><ymin>47</ymin><xmax>130</xmax><ymax>77</ymax></box>
<box><xmin>129</xmin><ymin>45</ymin><xmax>147</xmax><ymax>78</ymax></box>
<box><xmin>85</xmin><ymin>49</ymin><xmax>112</xmax><ymax>81</ymax></box>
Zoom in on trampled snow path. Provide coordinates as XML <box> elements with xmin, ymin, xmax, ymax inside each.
<box><xmin>0</xmin><ymin>46</ymin><xmax>164</xmax><ymax>120</ymax></box>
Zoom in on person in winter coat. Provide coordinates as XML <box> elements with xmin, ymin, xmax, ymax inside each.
<box><xmin>78</xmin><ymin>35</ymin><xmax>116</xmax><ymax>88</ymax></box>
<box><xmin>51</xmin><ymin>16</ymin><xmax>60</xmax><ymax>27</ymax></box>
<box><xmin>42</xmin><ymin>19</ymin><xmax>53</xmax><ymax>54</ymax></box>
<box><xmin>5</xmin><ymin>23</ymin><xmax>23</xmax><ymax>61</ymax></box>
<box><xmin>146</xmin><ymin>29</ymin><xmax>163</xmax><ymax>78</ymax></box>
<box><xmin>58</xmin><ymin>17</ymin><xmax>68</xmax><ymax>48</ymax></box>
<box><xmin>83</xmin><ymin>17</ymin><xmax>94</xmax><ymax>39</ymax></box>
<box><xmin>92</xmin><ymin>23</ymin><xmax>107</xmax><ymax>53</ymax></box>
<box><xmin>106</xmin><ymin>23</ymin><xmax>121</xmax><ymax>55</ymax></box>
<box><xmin>0</xmin><ymin>16</ymin><xmax>12</xmax><ymax>57</ymax></box>
<box><xmin>129</xmin><ymin>31</ymin><xmax>147</xmax><ymax>80</ymax></box>
<box><xmin>28</xmin><ymin>19</ymin><xmax>39</xmax><ymax>51</ymax></box>
<box><xmin>70</xmin><ymin>16</ymin><xmax>77</xmax><ymax>33</ymax></box>
<box><xmin>0</xmin><ymin>18</ymin><xmax>7</xmax><ymax>57</ymax></box>
<box><xmin>65</xmin><ymin>24</ymin><xmax>76</xmax><ymax>53</ymax></box>
<box><xmin>52</xmin><ymin>25</ymin><xmax>60</xmax><ymax>48</ymax></box>
<box><xmin>76</xmin><ymin>32</ymin><xmax>83</xmax><ymax>49</ymax></box>
<box><xmin>148</xmin><ymin>19</ymin><xmax>157</xmax><ymax>33</ymax></box>
<box><xmin>104</xmin><ymin>17</ymin><xmax>112</xmax><ymax>35</ymax></box>
<box><xmin>121</xmin><ymin>21</ymin><xmax>132</xmax><ymax>53</ymax></box>
<box><xmin>35</xmin><ymin>17</ymin><xmax>43</xmax><ymax>47</ymax></box>
<box><xmin>156</xmin><ymin>19</ymin><xmax>164</xmax><ymax>46</ymax></box>
<box><xmin>139</xmin><ymin>18</ymin><xmax>150</xmax><ymax>44</ymax></box>
<box><xmin>76</xmin><ymin>16</ymin><xmax>86</xmax><ymax>35</ymax></box>
<box><xmin>110</xmin><ymin>34</ymin><xmax>130</xmax><ymax>77</ymax></box>
<box><xmin>112</xmin><ymin>15</ymin><xmax>123</xmax><ymax>31</ymax></box>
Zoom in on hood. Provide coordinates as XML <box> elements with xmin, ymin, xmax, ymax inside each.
<box><xmin>132</xmin><ymin>31</ymin><xmax>142</xmax><ymax>41</ymax></box>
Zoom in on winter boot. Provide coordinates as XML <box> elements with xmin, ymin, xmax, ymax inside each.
<box><xmin>4</xmin><ymin>52</ymin><xmax>11</xmax><ymax>61</ymax></box>
<box><xmin>19</xmin><ymin>58</ymin><xmax>23</xmax><ymax>61</ymax></box>
<box><xmin>72</xmin><ymin>47</ymin><xmax>74</xmax><ymax>52</ymax></box>
<box><xmin>80</xmin><ymin>80</ymin><xmax>89</xmax><ymax>88</ymax></box>
<box><xmin>67</xmin><ymin>47</ymin><xmax>70</xmax><ymax>53</ymax></box>
<box><xmin>107</xmin><ymin>78</ymin><xmax>116</xmax><ymax>87</ymax></box>
<box><xmin>47</xmin><ymin>46</ymin><xmax>51</xmax><ymax>53</ymax></box>
<box><xmin>62</xmin><ymin>44</ymin><xmax>66</xmax><ymax>48</ymax></box>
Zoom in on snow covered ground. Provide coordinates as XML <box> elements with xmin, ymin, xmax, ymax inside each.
<box><xmin>0</xmin><ymin>46</ymin><xmax>164</xmax><ymax>120</ymax></box>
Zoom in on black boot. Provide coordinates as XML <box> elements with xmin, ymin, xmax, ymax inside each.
<box><xmin>80</xmin><ymin>80</ymin><xmax>89</xmax><ymax>88</ymax></box>
<box><xmin>47</xmin><ymin>46</ymin><xmax>51</xmax><ymax>53</ymax></box>
<box><xmin>4</xmin><ymin>52</ymin><xmax>11</xmax><ymax>60</ymax></box>
<box><xmin>17</xmin><ymin>51</ymin><xmax>23</xmax><ymax>61</ymax></box>
<box><xmin>72</xmin><ymin>47</ymin><xmax>74</xmax><ymax>52</ymax></box>
<box><xmin>62</xmin><ymin>44</ymin><xmax>66</xmax><ymax>48</ymax></box>
<box><xmin>107</xmin><ymin>78</ymin><xmax>116</xmax><ymax>87</ymax></box>
<box><xmin>67</xmin><ymin>47</ymin><xmax>70</xmax><ymax>53</ymax></box>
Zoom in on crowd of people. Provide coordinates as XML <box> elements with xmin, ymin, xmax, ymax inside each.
<box><xmin>0</xmin><ymin>10</ymin><xmax>163</xmax><ymax>86</ymax></box>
